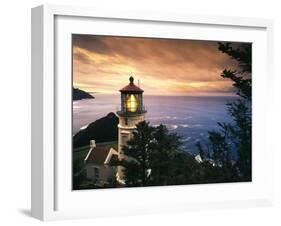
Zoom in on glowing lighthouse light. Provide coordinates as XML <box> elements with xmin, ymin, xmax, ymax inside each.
<box><xmin>119</xmin><ymin>76</ymin><xmax>146</xmax><ymax>115</ymax></box>
<box><xmin>126</xmin><ymin>94</ymin><xmax>138</xmax><ymax>112</ymax></box>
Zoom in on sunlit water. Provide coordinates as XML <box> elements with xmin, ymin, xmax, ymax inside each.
<box><xmin>73</xmin><ymin>94</ymin><xmax>238</xmax><ymax>155</ymax></box>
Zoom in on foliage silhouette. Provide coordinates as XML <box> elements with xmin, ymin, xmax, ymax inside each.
<box><xmin>198</xmin><ymin>42</ymin><xmax>252</xmax><ymax>181</ymax></box>
<box><xmin>121</xmin><ymin>121</ymin><xmax>204</xmax><ymax>186</ymax></box>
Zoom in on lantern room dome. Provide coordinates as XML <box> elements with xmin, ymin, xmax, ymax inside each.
<box><xmin>119</xmin><ymin>76</ymin><xmax>143</xmax><ymax>93</ymax></box>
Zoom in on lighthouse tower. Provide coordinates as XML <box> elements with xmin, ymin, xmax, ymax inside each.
<box><xmin>116</xmin><ymin>76</ymin><xmax>147</xmax><ymax>182</ymax></box>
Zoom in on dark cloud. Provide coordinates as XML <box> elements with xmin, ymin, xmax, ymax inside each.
<box><xmin>72</xmin><ymin>34</ymin><xmax>250</xmax><ymax>95</ymax></box>
<box><xmin>72</xmin><ymin>35</ymin><xmax>113</xmax><ymax>55</ymax></box>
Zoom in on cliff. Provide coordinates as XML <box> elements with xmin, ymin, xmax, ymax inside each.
<box><xmin>73</xmin><ymin>112</ymin><xmax>118</xmax><ymax>148</ymax></box>
<box><xmin>73</xmin><ymin>87</ymin><xmax>94</xmax><ymax>101</ymax></box>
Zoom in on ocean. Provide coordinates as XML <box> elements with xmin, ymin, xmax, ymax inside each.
<box><xmin>73</xmin><ymin>94</ymin><xmax>237</xmax><ymax>155</ymax></box>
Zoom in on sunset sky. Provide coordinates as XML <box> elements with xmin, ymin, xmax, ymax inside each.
<box><xmin>72</xmin><ymin>35</ymin><xmax>241</xmax><ymax>96</ymax></box>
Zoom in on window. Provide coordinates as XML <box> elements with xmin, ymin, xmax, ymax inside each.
<box><xmin>122</xmin><ymin>134</ymin><xmax>129</xmax><ymax>145</ymax></box>
<box><xmin>94</xmin><ymin>167</ymin><xmax>99</xmax><ymax>179</ymax></box>
<box><xmin>126</xmin><ymin>94</ymin><xmax>138</xmax><ymax>112</ymax></box>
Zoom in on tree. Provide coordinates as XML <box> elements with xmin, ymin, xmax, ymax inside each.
<box><xmin>226</xmin><ymin>99</ymin><xmax>251</xmax><ymax>180</ymax></box>
<box><xmin>208</xmin><ymin>131</ymin><xmax>230</xmax><ymax>167</ymax></box>
<box><xmin>149</xmin><ymin>124</ymin><xmax>182</xmax><ymax>185</ymax></box>
<box><xmin>199</xmin><ymin>42</ymin><xmax>252</xmax><ymax>181</ymax></box>
<box><xmin>218</xmin><ymin>42</ymin><xmax>251</xmax><ymax>100</ymax></box>
<box><xmin>122</xmin><ymin>121</ymin><xmax>154</xmax><ymax>186</ymax></box>
<box><xmin>121</xmin><ymin>121</ymin><xmax>200</xmax><ymax>186</ymax></box>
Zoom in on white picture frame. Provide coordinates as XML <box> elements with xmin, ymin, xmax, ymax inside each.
<box><xmin>31</xmin><ymin>4</ymin><xmax>274</xmax><ymax>221</ymax></box>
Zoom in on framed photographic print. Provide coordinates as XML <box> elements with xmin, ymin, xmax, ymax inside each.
<box><xmin>31</xmin><ymin>4</ymin><xmax>274</xmax><ymax>221</ymax></box>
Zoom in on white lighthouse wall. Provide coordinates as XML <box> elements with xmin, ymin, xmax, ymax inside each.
<box><xmin>117</xmin><ymin>114</ymin><xmax>145</xmax><ymax>154</ymax></box>
<box><xmin>117</xmin><ymin>114</ymin><xmax>145</xmax><ymax>182</ymax></box>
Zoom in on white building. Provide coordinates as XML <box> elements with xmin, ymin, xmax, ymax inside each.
<box><xmin>84</xmin><ymin>76</ymin><xmax>147</xmax><ymax>185</ymax></box>
<box><xmin>84</xmin><ymin>140</ymin><xmax>119</xmax><ymax>186</ymax></box>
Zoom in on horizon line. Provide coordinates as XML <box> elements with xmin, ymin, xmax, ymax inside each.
<box><xmin>89</xmin><ymin>92</ymin><xmax>238</xmax><ymax>97</ymax></box>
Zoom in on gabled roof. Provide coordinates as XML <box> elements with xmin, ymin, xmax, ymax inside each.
<box><xmin>104</xmin><ymin>148</ymin><xmax>119</xmax><ymax>165</ymax></box>
<box><xmin>85</xmin><ymin>147</ymin><xmax>109</xmax><ymax>164</ymax></box>
<box><xmin>119</xmin><ymin>76</ymin><xmax>143</xmax><ymax>93</ymax></box>
<box><xmin>85</xmin><ymin>146</ymin><xmax>119</xmax><ymax>165</ymax></box>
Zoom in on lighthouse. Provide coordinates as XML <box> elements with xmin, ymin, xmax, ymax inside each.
<box><xmin>117</xmin><ymin>76</ymin><xmax>147</xmax><ymax>153</ymax></box>
<box><xmin>116</xmin><ymin>76</ymin><xmax>147</xmax><ymax>182</ymax></box>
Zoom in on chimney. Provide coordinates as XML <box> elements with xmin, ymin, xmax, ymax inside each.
<box><xmin>90</xmin><ymin>140</ymin><xmax>96</xmax><ymax>149</ymax></box>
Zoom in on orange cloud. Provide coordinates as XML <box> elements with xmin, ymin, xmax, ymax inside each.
<box><xmin>72</xmin><ymin>35</ymin><xmax>245</xmax><ymax>96</ymax></box>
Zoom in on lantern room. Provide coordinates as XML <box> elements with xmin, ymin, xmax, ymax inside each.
<box><xmin>118</xmin><ymin>76</ymin><xmax>146</xmax><ymax>115</ymax></box>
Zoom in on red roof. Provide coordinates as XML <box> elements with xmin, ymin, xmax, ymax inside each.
<box><xmin>85</xmin><ymin>147</ymin><xmax>110</xmax><ymax>165</ymax></box>
<box><xmin>119</xmin><ymin>76</ymin><xmax>143</xmax><ymax>93</ymax></box>
<box><xmin>85</xmin><ymin>146</ymin><xmax>119</xmax><ymax>165</ymax></box>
